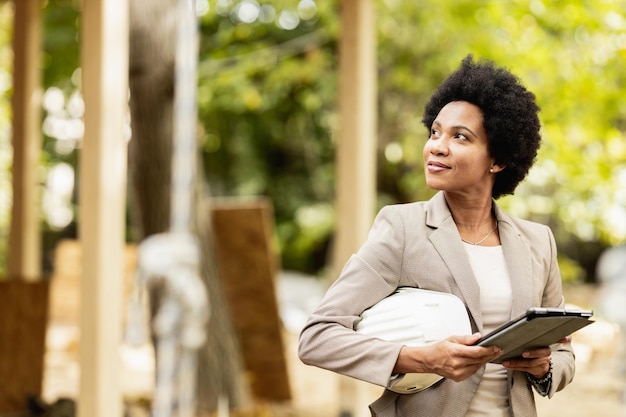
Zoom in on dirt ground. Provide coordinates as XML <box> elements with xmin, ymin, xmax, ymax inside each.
<box><xmin>41</xmin><ymin>282</ymin><xmax>626</xmax><ymax>417</ymax></box>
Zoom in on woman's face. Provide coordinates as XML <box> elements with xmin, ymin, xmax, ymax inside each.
<box><xmin>423</xmin><ymin>101</ymin><xmax>500</xmax><ymax>196</ymax></box>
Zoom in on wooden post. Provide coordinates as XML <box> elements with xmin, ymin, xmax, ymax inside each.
<box><xmin>0</xmin><ymin>1</ymin><xmax>49</xmax><ymax>413</ymax></box>
<box><xmin>335</xmin><ymin>0</ymin><xmax>377</xmax><ymax>273</ymax></box>
<box><xmin>336</xmin><ymin>1</ymin><xmax>377</xmax><ymax>416</ymax></box>
<box><xmin>78</xmin><ymin>1</ymin><xmax>128</xmax><ymax>417</ymax></box>
<box><xmin>8</xmin><ymin>0</ymin><xmax>42</xmax><ymax>282</ymax></box>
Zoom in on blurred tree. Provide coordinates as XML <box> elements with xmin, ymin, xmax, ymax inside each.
<box><xmin>196</xmin><ymin>0</ymin><xmax>339</xmax><ymax>274</ymax></box>
<box><xmin>128</xmin><ymin>0</ymin><xmax>249</xmax><ymax>413</ymax></box>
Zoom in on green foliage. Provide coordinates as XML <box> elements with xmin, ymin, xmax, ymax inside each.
<box><xmin>198</xmin><ymin>0</ymin><xmax>626</xmax><ymax>279</ymax></box>
<box><xmin>1</xmin><ymin>0</ymin><xmax>624</xmax><ymax>280</ymax></box>
<box><xmin>197</xmin><ymin>0</ymin><xmax>339</xmax><ymax>272</ymax></box>
<box><xmin>42</xmin><ymin>0</ymin><xmax>80</xmax><ymax>89</ymax></box>
<box><xmin>558</xmin><ymin>255</ymin><xmax>587</xmax><ymax>284</ymax></box>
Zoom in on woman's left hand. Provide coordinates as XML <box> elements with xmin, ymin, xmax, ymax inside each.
<box><xmin>501</xmin><ymin>336</ymin><xmax>570</xmax><ymax>378</ymax></box>
<box><xmin>501</xmin><ymin>347</ymin><xmax>551</xmax><ymax>378</ymax></box>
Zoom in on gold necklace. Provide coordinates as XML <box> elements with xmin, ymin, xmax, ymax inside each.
<box><xmin>460</xmin><ymin>220</ymin><xmax>499</xmax><ymax>245</ymax></box>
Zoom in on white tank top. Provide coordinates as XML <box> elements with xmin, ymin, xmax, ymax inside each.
<box><xmin>463</xmin><ymin>243</ymin><xmax>513</xmax><ymax>417</ymax></box>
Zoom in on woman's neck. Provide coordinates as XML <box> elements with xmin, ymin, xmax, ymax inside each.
<box><xmin>443</xmin><ymin>191</ymin><xmax>494</xmax><ymax>232</ymax></box>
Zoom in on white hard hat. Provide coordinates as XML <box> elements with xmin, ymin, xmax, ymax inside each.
<box><xmin>356</xmin><ymin>287</ymin><xmax>472</xmax><ymax>394</ymax></box>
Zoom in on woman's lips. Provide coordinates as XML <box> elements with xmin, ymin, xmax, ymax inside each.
<box><xmin>427</xmin><ymin>160</ymin><xmax>451</xmax><ymax>173</ymax></box>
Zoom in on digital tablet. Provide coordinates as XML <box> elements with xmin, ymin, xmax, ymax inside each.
<box><xmin>475</xmin><ymin>307</ymin><xmax>594</xmax><ymax>364</ymax></box>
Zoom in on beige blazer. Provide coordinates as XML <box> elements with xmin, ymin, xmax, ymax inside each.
<box><xmin>298</xmin><ymin>191</ymin><xmax>575</xmax><ymax>417</ymax></box>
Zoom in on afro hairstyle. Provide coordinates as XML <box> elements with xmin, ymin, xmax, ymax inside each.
<box><xmin>422</xmin><ymin>54</ymin><xmax>541</xmax><ymax>199</ymax></box>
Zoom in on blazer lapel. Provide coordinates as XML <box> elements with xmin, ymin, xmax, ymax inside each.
<box><xmin>423</xmin><ymin>193</ymin><xmax>535</xmax><ymax>330</ymax></box>
<box><xmin>425</xmin><ymin>192</ymin><xmax>484</xmax><ymax>331</ymax></box>
<box><xmin>494</xmin><ymin>206</ymin><xmax>534</xmax><ymax>319</ymax></box>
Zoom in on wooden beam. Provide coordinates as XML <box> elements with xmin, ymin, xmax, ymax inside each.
<box><xmin>78</xmin><ymin>1</ymin><xmax>129</xmax><ymax>417</ymax></box>
<box><xmin>336</xmin><ymin>1</ymin><xmax>377</xmax><ymax>416</ymax></box>
<box><xmin>8</xmin><ymin>0</ymin><xmax>42</xmax><ymax>281</ymax></box>
<box><xmin>334</xmin><ymin>0</ymin><xmax>377</xmax><ymax>274</ymax></box>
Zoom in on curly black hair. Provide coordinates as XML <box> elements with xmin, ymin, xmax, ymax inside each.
<box><xmin>422</xmin><ymin>55</ymin><xmax>541</xmax><ymax>199</ymax></box>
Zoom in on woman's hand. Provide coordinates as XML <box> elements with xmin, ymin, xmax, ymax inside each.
<box><xmin>501</xmin><ymin>336</ymin><xmax>570</xmax><ymax>378</ymax></box>
<box><xmin>393</xmin><ymin>333</ymin><xmax>502</xmax><ymax>382</ymax></box>
<box><xmin>501</xmin><ymin>348</ymin><xmax>551</xmax><ymax>378</ymax></box>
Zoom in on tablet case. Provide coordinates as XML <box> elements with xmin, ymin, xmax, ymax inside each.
<box><xmin>475</xmin><ymin>307</ymin><xmax>594</xmax><ymax>364</ymax></box>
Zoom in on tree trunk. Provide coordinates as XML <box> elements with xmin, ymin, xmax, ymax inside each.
<box><xmin>127</xmin><ymin>0</ymin><xmax>250</xmax><ymax>412</ymax></box>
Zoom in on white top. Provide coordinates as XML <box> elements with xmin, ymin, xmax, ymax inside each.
<box><xmin>463</xmin><ymin>244</ymin><xmax>513</xmax><ymax>417</ymax></box>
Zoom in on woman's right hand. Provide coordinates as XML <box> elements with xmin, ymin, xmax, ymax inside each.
<box><xmin>393</xmin><ymin>333</ymin><xmax>502</xmax><ymax>382</ymax></box>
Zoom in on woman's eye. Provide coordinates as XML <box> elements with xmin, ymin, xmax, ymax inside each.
<box><xmin>455</xmin><ymin>133</ymin><xmax>468</xmax><ymax>140</ymax></box>
<box><xmin>430</xmin><ymin>129</ymin><xmax>439</xmax><ymax>137</ymax></box>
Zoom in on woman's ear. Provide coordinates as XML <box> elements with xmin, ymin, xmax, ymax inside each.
<box><xmin>490</xmin><ymin>164</ymin><xmax>506</xmax><ymax>174</ymax></box>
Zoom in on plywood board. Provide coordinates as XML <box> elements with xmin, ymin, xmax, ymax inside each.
<box><xmin>211</xmin><ymin>198</ymin><xmax>291</xmax><ymax>402</ymax></box>
<box><xmin>0</xmin><ymin>280</ymin><xmax>49</xmax><ymax>413</ymax></box>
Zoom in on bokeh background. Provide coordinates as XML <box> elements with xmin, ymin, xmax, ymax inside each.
<box><xmin>1</xmin><ymin>0</ymin><xmax>625</xmax><ymax>280</ymax></box>
<box><xmin>1</xmin><ymin>0</ymin><xmax>625</xmax><ymax>416</ymax></box>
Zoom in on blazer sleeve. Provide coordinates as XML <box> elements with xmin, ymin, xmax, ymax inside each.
<box><xmin>297</xmin><ymin>205</ymin><xmax>409</xmax><ymax>388</ymax></box>
<box><xmin>543</xmin><ymin>225</ymin><xmax>576</xmax><ymax>398</ymax></box>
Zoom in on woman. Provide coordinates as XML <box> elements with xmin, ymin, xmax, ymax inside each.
<box><xmin>298</xmin><ymin>55</ymin><xmax>575</xmax><ymax>417</ymax></box>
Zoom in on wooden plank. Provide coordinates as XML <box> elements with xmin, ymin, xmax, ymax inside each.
<box><xmin>335</xmin><ymin>0</ymin><xmax>377</xmax><ymax>275</ymax></box>
<box><xmin>337</xmin><ymin>2</ymin><xmax>377</xmax><ymax>416</ymax></box>
<box><xmin>8</xmin><ymin>0</ymin><xmax>42</xmax><ymax>281</ymax></box>
<box><xmin>211</xmin><ymin>198</ymin><xmax>291</xmax><ymax>402</ymax></box>
<box><xmin>0</xmin><ymin>281</ymin><xmax>49</xmax><ymax>413</ymax></box>
<box><xmin>78</xmin><ymin>0</ymin><xmax>129</xmax><ymax>416</ymax></box>
<box><xmin>48</xmin><ymin>240</ymin><xmax>138</xmax><ymax>325</ymax></box>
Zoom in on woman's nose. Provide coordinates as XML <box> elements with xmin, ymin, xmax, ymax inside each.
<box><xmin>428</xmin><ymin>137</ymin><xmax>448</xmax><ymax>156</ymax></box>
